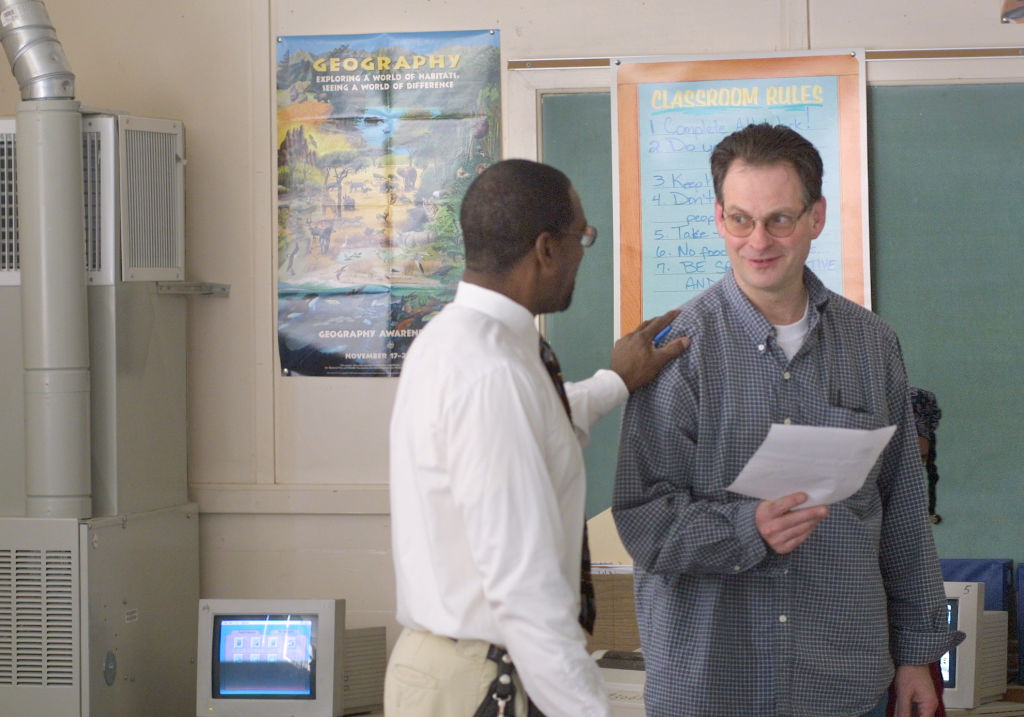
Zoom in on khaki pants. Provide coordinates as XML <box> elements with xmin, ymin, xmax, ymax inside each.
<box><xmin>384</xmin><ymin>628</ymin><xmax>531</xmax><ymax>717</ymax></box>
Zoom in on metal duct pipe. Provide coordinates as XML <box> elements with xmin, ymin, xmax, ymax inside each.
<box><xmin>18</xmin><ymin>99</ymin><xmax>90</xmax><ymax>519</ymax></box>
<box><xmin>0</xmin><ymin>0</ymin><xmax>74</xmax><ymax>100</ymax></box>
<box><xmin>0</xmin><ymin>0</ymin><xmax>90</xmax><ymax>518</ymax></box>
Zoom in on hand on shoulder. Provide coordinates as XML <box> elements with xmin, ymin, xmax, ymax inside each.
<box><xmin>610</xmin><ymin>309</ymin><xmax>690</xmax><ymax>393</ymax></box>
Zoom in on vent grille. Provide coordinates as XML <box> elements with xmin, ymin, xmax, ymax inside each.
<box><xmin>83</xmin><ymin>128</ymin><xmax>103</xmax><ymax>274</ymax></box>
<box><xmin>0</xmin><ymin>131</ymin><xmax>17</xmax><ymax>273</ymax></box>
<box><xmin>0</xmin><ymin>114</ymin><xmax>186</xmax><ymax>286</ymax></box>
<box><xmin>0</xmin><ymin>115</ymin><xmax>115</xmax><ymax>286</ymax></box>
<box><xmin>0</xmin><ymin>548</ymin><xmax>76</xmax><ymax>687</ymax></box>
<box><xmin>119</xmin><ymin>118</ymin><xmax>184</xmax><ymax>282</ymax></box>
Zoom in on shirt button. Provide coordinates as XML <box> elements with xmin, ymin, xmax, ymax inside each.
<box><xmin>782</xmin><ymin>371</ymin><xmax>791</xmax><ymax>380</ymax></box>
<box><xmin>779</xmin><ymin>615</ymin><xmax>788</xmax><ymax>623</ymax></box>
<box><xmin>733</xmin><ymin>565</ymin><xmax>741</xmax><ymax>572</ymax></box>
<box><xmin>758</xmin><ymin>344</ymin><xmax>766</xmax><ymax>352</ymax></box>
<box><xmin>783</xmin><ymin>418</ymin><xmax>792</xmax><ymax>425</ymax></box>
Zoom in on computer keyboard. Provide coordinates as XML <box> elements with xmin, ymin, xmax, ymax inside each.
<box><xmin>593</xmin><ymin>649</ymin><xmax>647</xmax><ymax>716</ymax></box>
<box><xmin>608</xmin><ymin>688</ymin><xmax>644</xmax><ymax>704</ymax></box>
<box><xmin>607</xmin><ymin>684</ymin><xmax>646</xmax><ymax>716</ymax></box>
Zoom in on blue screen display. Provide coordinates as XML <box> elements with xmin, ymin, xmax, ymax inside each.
<box><xmin>940</xmin><ymin>599</ymin><xmax>959</xmax><ymax>688</ymax></box>
<box><xmin>212</xmin><ymin>614</ymin><xmax>317</xmax><ymax>699</ymax></box>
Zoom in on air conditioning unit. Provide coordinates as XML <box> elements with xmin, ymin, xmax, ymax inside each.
<box><xmin>0</xmin><ymin>112</ymin><xmax>185</xmax><ymax>286</ymax></box>
<box><xmin>0</xmin><ymin>111</ymin><xmax>188</xmax><ymax>519</ymax></box>
<box><xmin>0</xmin><ymin>504</ymin><xmax>199</xmax><ymax>717</ymax></box>
<box><xmin>0</xmin><ymin>104</ymin><xmax>196</xmax><ymax>716</ymax></box>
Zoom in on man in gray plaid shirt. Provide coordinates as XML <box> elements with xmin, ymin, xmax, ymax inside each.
<box><xmin>613</xmin><ymin>123</ymin><xmax>961</xmax><ymax>717</ymax></box>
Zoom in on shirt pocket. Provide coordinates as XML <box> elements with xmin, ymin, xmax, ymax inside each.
<box><xmin>820</xmin><ymin>402</ymin><xmax>882</xmax><ymax>431</ymax></box>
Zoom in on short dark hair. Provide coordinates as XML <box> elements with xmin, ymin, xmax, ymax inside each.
<box><xmin>710</xmin><ymin>123</ymin><xmax>823</xmax><ymax>208</ymax></box>
<box><xmin>459</xmin><ymin>159</ymin><xmax>574</xmax><ymax>274</ymax></box>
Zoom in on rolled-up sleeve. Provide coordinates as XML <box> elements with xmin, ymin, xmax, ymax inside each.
<box><xmin>565</xmin><ymin>369</ymin><xmax>628</xmax><ymax>446</ymax></box>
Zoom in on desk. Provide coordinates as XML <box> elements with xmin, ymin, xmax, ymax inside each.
<box><xmin>947</xmin><ymin>702</ymin><xmax>1024</xmax><ymax>716</ymax></box>
<box><xmin>587</xmin><ymin>570</ymin><xmax>640</xmax><ymax>653</ymax></box>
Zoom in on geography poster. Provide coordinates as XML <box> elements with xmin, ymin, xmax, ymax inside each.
<box><xmin>276</xmin><ymin>30</ymin><xmax>501</xmax><ymax>376</ymax></box>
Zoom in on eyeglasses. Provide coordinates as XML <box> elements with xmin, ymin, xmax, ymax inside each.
<box><xmin>573</xmin><ymin>225</ymin><xmax>598</xmax><ymax>247</ymax></box>
<box><xmin>721</xmin><ymin>207</ymin><xmax>809</xmax><ymax>238</ymax></box>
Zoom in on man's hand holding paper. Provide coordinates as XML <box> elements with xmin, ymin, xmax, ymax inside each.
<box><xmin>754</xmin><ymin>492</ymin><xmax>829</xmax><ymax>555</ymax></box>
<box><xmin>731</xmin><ymin>423</ymin><xmax>897</xmax><ymax>554</ymax></box>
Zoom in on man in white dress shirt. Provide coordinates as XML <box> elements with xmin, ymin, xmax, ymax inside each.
<box><xmin>385</xmin><ymin>159</ymin><xmax>687</xmax><ymax>717</ymax></box>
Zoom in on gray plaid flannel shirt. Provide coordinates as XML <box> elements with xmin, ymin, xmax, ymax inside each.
<box><xmin>614</xmin><ymin>268</ymin><xmax>961</xmax><ymax>717</ymax></box>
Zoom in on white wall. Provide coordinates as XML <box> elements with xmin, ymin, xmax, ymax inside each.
<box><xmin>0</xmin><ymin>0</ymin><xmax>1020</xmax><ymax>645</ymax></box>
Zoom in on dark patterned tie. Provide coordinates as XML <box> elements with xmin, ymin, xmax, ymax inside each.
<box><xmin>539</xmin><ymin>337</ymin><xmax>597</xmax><ymax>635</ymax></box>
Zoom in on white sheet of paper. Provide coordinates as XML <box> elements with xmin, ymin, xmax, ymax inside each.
<box><xmin>726</xmin><ymin>423</ymin><xmax>897</xmax><ymax>508</ymax></box>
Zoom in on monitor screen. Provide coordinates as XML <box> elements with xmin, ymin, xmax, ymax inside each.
<box><xmin>212</xmin><ymin>614</ymin><xmax>317</xmax><ymax>699</ymax></box>
<box><xmin>941</xmin><ymin>598</ymin><xmax>959</xmax><ymax>688</ymax></box>
<box><xmin>196</xmin><ymin>598</ymin><xmax>345</xmax><ymax>717</ymax></box>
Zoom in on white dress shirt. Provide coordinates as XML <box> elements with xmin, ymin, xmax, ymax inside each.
<box><xmin>389</xmin><ymin>281</ymin><xmax>627</xmax><ymax>717</ymax></box>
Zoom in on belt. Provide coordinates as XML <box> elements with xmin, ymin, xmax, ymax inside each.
<box><xmin>472</xmin><ymin>644</ymin><xmax>516</xmax><ymax>717</ymax></box>
<box><xmin>466</xmin><ymin>642</ymin><xmax>546</xmax><ymax>717</ymax></box>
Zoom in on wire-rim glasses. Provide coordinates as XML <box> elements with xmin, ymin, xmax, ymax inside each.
<box><xmin>722</xmin><ymin>207</ymin><xmax>809</xmax><ymax>238</ymax></box>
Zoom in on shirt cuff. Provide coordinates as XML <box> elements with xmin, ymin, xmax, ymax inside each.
<box><xmin>891</xmin><ymin>627</ymin><xmax>965</xmax><ymax>665</ymax></box>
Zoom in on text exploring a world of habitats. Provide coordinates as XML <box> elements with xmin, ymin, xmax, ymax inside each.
<box><xmin>276</xmin><ymin>30</ymin><xmax>500</xmax><ymax>376</ymax></box>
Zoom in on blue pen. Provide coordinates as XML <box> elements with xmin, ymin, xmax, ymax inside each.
<box><xmin>654</xmin><ymin>325</ymin><xmax>672</xmax><ymax>346</ymax></box>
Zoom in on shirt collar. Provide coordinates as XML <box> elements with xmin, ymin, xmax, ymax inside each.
<box><xmin>803</xmin><ymin>267</ymin><xmax>831</xmax><ymax>312</ymax></box>
<box><xmin>722</xmin><ymin>267</ymin><xmax>832</xmax><ymax>343</ymax></box>
<box><xmin>454</xmin><ymin>281</ymin><xmax>539</xmax><ymax>346</ymax></box>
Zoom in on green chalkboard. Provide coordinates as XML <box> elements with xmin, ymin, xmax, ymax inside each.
<box><xmin>541</xmin><ymin>83</ymin><xmax>1024</xmax><ymax>559</ymax></box>
<box><xmin>540</xmin><ymin>92</ymin><xmax>618</xmax><ymax>518</ymax></box>
<box><xmin>868</xmin><ymin>83</ymin><xmax>1024</xmax><ymax>561</ymax></box>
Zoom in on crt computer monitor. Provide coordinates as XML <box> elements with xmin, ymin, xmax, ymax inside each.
<box><xmin>196</xmin><ymin>598</ymin><xmax>346</xmax><ymax>717</ymax></box>
<box><xmin>940</xmin><ymin>581</ymin><xmax>1008</xmax><ymax>710</ymax></box>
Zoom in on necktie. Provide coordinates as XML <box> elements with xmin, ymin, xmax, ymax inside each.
<box><xmin>539</xmin><ymin>337</ymin><xmax>597</xmax><ymax>635</ymax></box>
